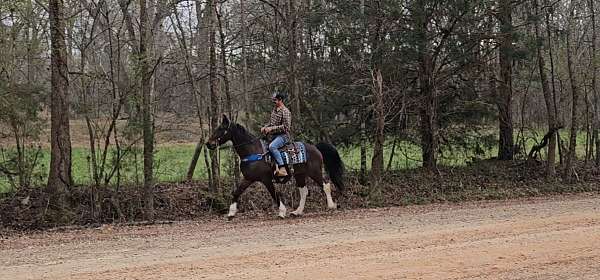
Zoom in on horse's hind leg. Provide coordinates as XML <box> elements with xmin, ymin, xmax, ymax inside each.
<box><xmin>291</xmin><ymin>175</ymin><xmax>308</xmax><ymax>216</ymax></box>
<box><xmin>228</xmin><ymin>179</ymin><xmax>253</xmax><ymax>219</ymax></box>
<box><xmin>310</xmin><ymin>172</ymin><xmax>337</xmax><ymax>210</ymax></box>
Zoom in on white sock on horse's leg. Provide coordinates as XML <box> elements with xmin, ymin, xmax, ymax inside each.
<box><xmin>323</xmin><ymin>182</ymin><xmax>337</xmax><ymax>209</ymax></box>
<box><xmin>278</xmin><ymin>201</ymin><xmax>287</xmax><ymax>218</ymax></box>
<box><xmin>292</xmin><ymin>187</ymin><xmax>308</xmax><ymax>216</ymax></box>
<box><xmin>228</xmin><ymin>202</ymin><xmax>238</xmax><ymax>217</ymax></box>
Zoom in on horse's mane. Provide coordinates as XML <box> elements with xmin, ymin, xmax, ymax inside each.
<box><xmin>232</xmin><ymin>123</ymin><xmax>257</xmax><ymax>142</ymax></box>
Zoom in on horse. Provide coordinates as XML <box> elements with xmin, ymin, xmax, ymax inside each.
<box><xmin>206</xmin><ymin>115</ymin><xmax>345</xmax><ymax>219</ymax></box>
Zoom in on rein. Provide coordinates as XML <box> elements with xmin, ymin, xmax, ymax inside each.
<box><xmin>214</xmin><ymin>122</ymin><xmax>264</xmax><ymax>150</ymax></box>
<box><xmin>231</xmin><ymin>137</ymin><xmax>261</xmax><ymax>149</ymax></box>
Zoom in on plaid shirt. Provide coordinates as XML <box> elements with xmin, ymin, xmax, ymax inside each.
<box><xmin>266</xmin><ymin>105</ymin><xmax>291</xmax><ymax>136</ymax></box>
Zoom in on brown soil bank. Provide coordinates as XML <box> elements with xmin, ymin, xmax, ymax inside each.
<box><xmin>1</xmin><ymin>159</ymin><xmax>599</xmax><ymax>230</ymax></box>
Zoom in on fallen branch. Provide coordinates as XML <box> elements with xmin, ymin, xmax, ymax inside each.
<box><xmin>528</xmin><ymin>126</ymin><xmax>564</xmax><ymax>160</ymax></box>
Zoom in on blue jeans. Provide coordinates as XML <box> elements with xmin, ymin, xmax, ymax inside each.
<box><xmin>269</xmin><ymin>135</ymin><xmax>288</xmax><ymax>166</ymax></box>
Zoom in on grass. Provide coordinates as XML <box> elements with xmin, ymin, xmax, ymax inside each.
<box><xmin>0</xmin><ymin>129</ymin><xmax>596</xmax><ymax>193</ymax></box>
<box><xmin>0</xmin><ymin>145</ymin><xmax>219</xmax><ymax>193</ymax></box>
<box><xmin>339</xmin><ymin>129</ymin><xmax>593</xmax><ymax>171</ymax></box>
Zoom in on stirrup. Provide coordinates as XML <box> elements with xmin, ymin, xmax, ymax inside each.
<box><xmin>274</xmin><ymin>166</ymin><xmax>288</xmax><ymax>177</ymax></box>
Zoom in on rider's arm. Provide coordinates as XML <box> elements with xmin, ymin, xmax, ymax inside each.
<box><xmin>269</xmin><ymin>108</ymin><xmax>292</xmax><ymax>133</ymax></box>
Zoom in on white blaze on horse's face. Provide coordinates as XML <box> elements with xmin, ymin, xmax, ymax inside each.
<box><xmin>323</xmin><ymin>183</ymin><xmax>337</xmax><ymax>209</ymax></box>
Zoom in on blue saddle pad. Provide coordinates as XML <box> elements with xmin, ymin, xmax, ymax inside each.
<box><xmin>261</xmin><ymin>141</ymin><xmax>308</xmax><ymax>165</ymax></box>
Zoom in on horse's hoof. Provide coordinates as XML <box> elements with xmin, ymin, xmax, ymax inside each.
<box><xmin>290</xmin><ymin>211</ymin><xmax>303</xmax><ymax>217</ymax></box>
<box><xmin>327</xmin><ymin>203</ymin><xmax>338</xmax><ymax>210</ymax></box>
<box><xmin>227</xmin><ymin>215</ymin><xmax>235</xmax><ymax>221</ymax></box>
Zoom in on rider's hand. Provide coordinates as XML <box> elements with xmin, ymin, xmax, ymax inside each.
<box><xmin>261</xmin><ymin>127</ymin><xmax>269</xmax><ymax>134</ymax></box>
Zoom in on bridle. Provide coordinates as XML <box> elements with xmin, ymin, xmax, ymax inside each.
<box><xmin>213</xmin><ymin>122</ymin><xmax>262</xmax><ymax>149</ymax></box>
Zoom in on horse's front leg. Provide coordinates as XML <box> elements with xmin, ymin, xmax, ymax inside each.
<box><xmin>263</xmin><ymin>179</ymin><xmax>286</xmax><ymax>218</ymax></box>
<box><xmin>291</xmin><ymin>175</ymin><xmax>308</xmax><ymax>216</ymax></box>
<box><xmin>228</xmin><ymin>179</ymin><xmax>253</xmax><ymax>220</ymax></box>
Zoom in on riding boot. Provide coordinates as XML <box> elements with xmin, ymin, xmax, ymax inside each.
<box><xmin>274</xmin><ymin>165</ymin><xmax>288</xmax><ymax>177</ymax></box>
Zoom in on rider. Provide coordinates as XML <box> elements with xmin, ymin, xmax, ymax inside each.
<box><xmin>261</xmin><ymin>91</ymin><xmax>292</xmax><ymax>177</ymax></box>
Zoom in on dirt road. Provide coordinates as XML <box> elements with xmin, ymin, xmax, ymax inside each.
<box><xmin>2</xmin><ymin>193</ymin><xmax>600</xmax><ymax>280</ymax></box>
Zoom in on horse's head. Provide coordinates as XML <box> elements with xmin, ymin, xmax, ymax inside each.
<box><xmin>206</xmin><ymin>114</ymin><xmax>233</xmax><ymax>150</ymax></box>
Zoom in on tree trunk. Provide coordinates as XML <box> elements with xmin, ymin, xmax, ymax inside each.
<box><xmin>216</xmin><ymin>4</ymin><xmax>240</xmax><ymax>188</ymax></box>
<box><xmin>359</xmin><ymin>113</ymin><xmax>367</xmax><ymax>184</ymax></box>
<box><xmin>414</xmin><ymin>2</ymin><xmax>438</xmax><ymax>170</ymax></box>
<box><xmin>584</xmin><ymin>88</ymin><xmax>592</xmax><ymax>164</ymax></box>
<box><xmin>139</xmin><ymin>0</ymin><xmax>154</xmax><ymax>220</ymax></box>
<box><xmin>371</xmin><ymin>69</ymin><xmax>385</xmax><ymax>182</ymax></box>
<box><xmin>187</xmin><ymin>140</ymin><xmax>204</xmax><ymax>181</ymax></box>
<box><xmin>565</xmin><ymin>2</ymin><xmax>579</xmax><ymax>178</ymax></box>
<box><xmin>496</xmin><ymin>0</ymin><xmax>514</xmax><ymax>160</ymax></box>
<box><xmin>47</xmin><ymin>0</ymin><xmax>73</xmax><ymax>203</ymax></box>
<box><xmin>590</xmin><ymin>0</ymin><xmax>600</xmax><ymax>166</ymax></box>
<box><xmin>358</xmin><ymin>0</ymin><xmax>367</xmax><ymax>185</ymax></box>
<box><xmin>542</xmin><ymin>0</ymin><xmax>562</xmax><ymax>164</ymax></box>
<box><xmin>78</xmin><ymin>20</ymin><xmax>101</xmax><ymax>220</ymax></box>
<box><xmin>241</xmin><ymin>0</ymin><xmax>251</xmax><ymax>127</ymax></box>
<box><xmin>387</xmin><ymin>137</ymin><xmax>397</xmax><ymax>171</ymax></box>
<box><xmin>287</xmin><ymin>0</ymin><xmax>301</xmax><ymax>120</ymax></box>
<box><xmin>533</xmin><ymin>0</ymin><xmax>557</xmax><ymax>176</ymax></box>
<box><xmin>419</xmin><ymin>81</ymin><xmax>438</xmax><ymax>170</ymax></box>
<box><xmin>208</xmin><ymin>0</ymin><xmax>220</xmax><ymax>193</ymax></box>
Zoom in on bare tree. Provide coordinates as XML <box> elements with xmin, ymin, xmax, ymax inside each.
<box><xmin>216</xmin><ymin>3</ymin><xmax>240</xmax><ymax>187</ymax></box>
<box><xmin>371</xmin><ymin>69</ymin><xmax>384</xmax><ymax>182</ymax></box>
<box><xmin>359</xmin><ymin>0</ymin><xmax>367</xmax><ymax>184</ymax></box>
<box><xmin>564</xmin><ymin>0</ymin><xmax>580</xmax><ymax>178</ymax></box>
<box><xmin>47</xmin><ymin>0</ymin><xmax>73</xmax><ymax>202</ymax></box>
<box><xmin>496</xmin><ymin>0</ymin><xmax>514</xmax><ymax>160</ymax></box>
<box><xmin>286</xmin><ymin>0</ymin><xmax>300</xmax><ymax>119</ymax></box>
<box><xmin>414</xmin><ymin>1</ymin><xmax>438</xmax><ymax>170</ymax></box>
<box><xmin>169</xmin><ymin>3</ymin><xmax>207</xmax><ymax>182</ymax></box>
<box><xmin>139</xmin><ymin>0</ymin><xmax>155</xmax><ymax>220</ymax></box>
<box><xmin>590</xmin><ymin>0</ymin><xmax>600</xmax><ymax>166</ymax></box>
<box><xmin>208</xmin><ymin>0</ymin><xmax>220</xmax><ymax>193</ymax></box>
<box><xmin>533</xmin><ymin>0</ymin><xmax>558</xmax><ymax>176</ymax></box>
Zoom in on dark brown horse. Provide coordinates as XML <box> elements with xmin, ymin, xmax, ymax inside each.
<box><xmin>206</xmin><ymin>115</ymin><xmax>345</xmax><ymax>219</ymax></box>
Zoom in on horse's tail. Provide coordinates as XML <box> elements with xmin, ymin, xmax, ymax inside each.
<box><xmin>316</xmin><ymin>143</ymin><xmax>345</xmax><ymax>193</ymax></box>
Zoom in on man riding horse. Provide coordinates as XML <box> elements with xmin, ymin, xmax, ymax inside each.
<box><xmin>261</xmin><ymin>91</ymin><xmax>291</xmax><ymax>177</ymax></box>
<box><xmin>205</xmin><ymin>91</ymin><xmax>345</xmax><ymax>219</ymax></box>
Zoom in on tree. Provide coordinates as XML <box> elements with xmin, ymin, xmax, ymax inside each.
<box><xmin>286</xmin><ymin>0</ymin><xmax>301</xmax><ymax>119</ymax></box>
<box><xmin>533</xmin><ymin>0</ymin><xmax>558</xmax><ymax>176</ymax></box>
<box><xmin>139</xmin><ymin>0</ymin><xmax>154</xmax><ymax>220</ymax></box>
<box><xmin>0</xmin><ymin>82</ymin><xmax>44</xmax><ymax>189</ymax></box>
<box><xmin>496</xmin><ymin>0</ymin><xmax>514</xmax><ymax>160</ymax></box>
<box><xmin>47</xmin><ymin>0</ymin><xmax>73</xmax><ymax>204</ymax></box>
<box><xmin>208</xmin><ymin>0</ymin><xmax>220</xmax><ymax>193</ymax></box>
<box><xmin>371</xmin><ymin>69</ymin><xmax>385</xmax><ymax>182</ymax></box>
<box><xmin>590</xmin><ymin>0</ymin><xmax>600</xmax><ymax>166</ymax></box>
<box><xmin>564</xmin><ymin>0</ymin><xmax>580</xmax><ymax>178</ymax></box>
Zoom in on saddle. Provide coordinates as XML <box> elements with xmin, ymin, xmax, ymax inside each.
<box><xmin>260</xmin><ymin>140</ymin><xmax>308</xmax><ymax>183</ymax></box>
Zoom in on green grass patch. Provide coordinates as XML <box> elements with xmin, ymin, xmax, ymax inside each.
<box><xmin>0</xmin><ymin>145</ymin><xmax>237</xmax><ymax>192</ymax></box>
<box><xmin>0</xmin><ymin>129</ymin><xmax>595</xmax><ymax>193</ymax></box>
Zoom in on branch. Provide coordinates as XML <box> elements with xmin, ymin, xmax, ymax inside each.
<box><xmin>256</xmin><ymin>0</ymin><xmax>286</xmax><ymax>20</ymax></box>
<box><xmin>527</xmin><ymin>125</ymin><xmax>564</xmax><ymax>160</ymax></box>
<box><xmin>33</xmin><ymin>0</ymin><xmax>49</xmax><ymax>13</ymax></box>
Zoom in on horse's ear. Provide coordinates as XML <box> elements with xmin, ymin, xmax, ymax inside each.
<box><xmin>222</xmin><ymin>114</ymin><xmax>230</xmax><ymax>126</ymax></box>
